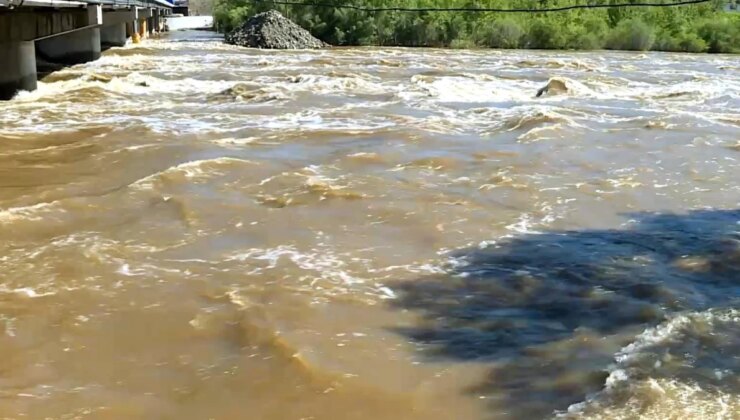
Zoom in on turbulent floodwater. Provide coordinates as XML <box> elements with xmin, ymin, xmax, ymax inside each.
<box><xmin>0</xmin><ymin>30</ymin><xmax>738</xmax><ymax>419</ymax></box>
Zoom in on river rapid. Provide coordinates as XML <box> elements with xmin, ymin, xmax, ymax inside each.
<box><xmin>0</xmin><ymin>30</ymin><xmax>738</xmax><ymax>419</ymax></box>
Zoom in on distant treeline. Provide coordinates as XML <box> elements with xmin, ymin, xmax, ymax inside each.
<box><xmin>214</xmin><ymin>0</ymin><xmax>740</xmax><ymax>53</ymax></box>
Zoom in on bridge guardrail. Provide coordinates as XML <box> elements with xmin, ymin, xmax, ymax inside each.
<box><xmin>0</xmin><ymin>0</ymin><xmax>173</xmax><ymax>8</ymax></box>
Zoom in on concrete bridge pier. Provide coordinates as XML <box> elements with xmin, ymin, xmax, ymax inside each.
<box><xmin>0</xmin><ymin>1</ymin><xmax>171</xmax><ymax>100</ymax></box>
<box><xmin>0</xmin><ymin>41</ymin><xmax>37</xmax><ymax>100</ymax></box>
<box><xmin>139</xmin><ymin>19</ymin><xmax>148</xmax><ymax>39</ymax></box>
<box><xmin>101</xmin><ymin>9</ymin><xmax>138</xmax><ymax>48</ymax></box>
<box><xmin>101</xmin><ymin>23</ymin><xmax>127</xmax><ymax>48</ymax></box>
<box><xmin>126</xmin><ymin>8</ymin><xmax>140</xmax><ymax>40</ymax></box>
<box><xmin>154</xmin><ymin>9</ymin><xmax>166</xmax><ymax>33</ymax></box>
<box><xmin>37</xmin><ymin>4</ymin><xmax>103</xmax><ymax>65</ymax></box>
<box><xmin>148</xmin><ymin>8</ymin><xmax>157</xmax><ymax>35</ymax></box>
<box><xmin>137</xmin><ymin>8</ymin><xmax>152</xmax><ymax>39</ymax></box>
<box><xmin>153</xmin><ymin>9</ymin><xmax>159</xmax><ymax>33</ymax></box>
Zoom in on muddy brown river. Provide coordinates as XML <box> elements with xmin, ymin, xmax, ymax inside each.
<box><xmin>0</xmin><ymin>30</ymin><xmax>738</xmax><ymax>419</ymax></box>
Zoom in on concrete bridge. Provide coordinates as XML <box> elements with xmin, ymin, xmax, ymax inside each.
<box><xmin>0</xmin><ymin>0</ymin><xmax>173</xmax><ymax>99</ymax></box>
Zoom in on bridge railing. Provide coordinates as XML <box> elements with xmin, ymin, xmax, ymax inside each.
<box><xmin>87</xmin><ymin>0</ymin><xmax>174</xmax><ymax>7</ymax></box>
<box><xmin>0</xmin><ymin>0</ymin><xmax>173</xmax><ymax>8</ymax></box>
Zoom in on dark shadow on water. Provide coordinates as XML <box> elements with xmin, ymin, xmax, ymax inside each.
<box><xmin>390</xmin><ymin>209</ymin><xmax>739</xmax><ymax>419</ymax></box>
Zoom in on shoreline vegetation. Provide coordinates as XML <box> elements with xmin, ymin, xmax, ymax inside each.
<box><xmin>213</xmin><ymin>0</ymin><xmax>740</xmax><ymax>53</ymax></box>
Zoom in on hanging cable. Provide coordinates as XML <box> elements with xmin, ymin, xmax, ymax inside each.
<box><xmin>250</xmin><ymin>0</ymin><xmax>712</xmax><ymax>13</ymax></box>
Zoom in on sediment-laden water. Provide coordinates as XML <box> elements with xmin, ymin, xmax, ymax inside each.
<box><xmin>0</xmin><ymin>30</ymin><xmax>738</xmax><ymax>419</ymax></box>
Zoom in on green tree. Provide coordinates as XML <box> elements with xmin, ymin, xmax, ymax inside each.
<box><xmin>213</xmin><ymin>0</ymin><xmax>740</xmax><ymax>53</ymax></box>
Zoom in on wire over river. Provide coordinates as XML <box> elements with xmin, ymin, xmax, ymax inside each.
<box><xmin>250</xmin><ymin>0</ymin><xmax>712</xmax><ymax>13</ymax></box>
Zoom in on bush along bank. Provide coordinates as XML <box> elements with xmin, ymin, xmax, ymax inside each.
<box><xmin>214</xmin><ymin>0</ymin><xmax>740</xmax><ymax>53</ymax></box>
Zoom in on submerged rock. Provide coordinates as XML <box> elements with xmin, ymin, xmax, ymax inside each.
<box><xmin>536</xmin><ymin>77</ymin><xmax>570</xmax><ymax>97</ymax></box>
<box><xmin>88</xmin><ymin>73</ymin><xmax>113</xmax><ymax>83</ymax></box>
<box><xmin>225</xmin><ymin>10</ymin><xmax>327</xmax><ymax>50</ymax></box>
<box><xmin>215</xmin><ymin>82</ymin><xmax>262</xmax><ymax>98</ymax></box>
<box><xmin>210</xmin><ymin>82</ymin><xmax>287</xmax><ymax>103</ymax></box>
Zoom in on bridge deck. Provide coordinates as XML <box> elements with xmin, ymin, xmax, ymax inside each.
<box><xmin>1</xmin><ymin>0</ymin><xmax>173</xmax><ymax>100</ymax></box>
<box><xmin>0</xmin><ymin>0</ymin><xmax>173</xmax><ymax>9</ymax></box>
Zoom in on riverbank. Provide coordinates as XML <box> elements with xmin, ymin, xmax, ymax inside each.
<box><xmin>214</xmin><ymin>1</ymin><xmax>740</xmax><ymax>53</ymax></box>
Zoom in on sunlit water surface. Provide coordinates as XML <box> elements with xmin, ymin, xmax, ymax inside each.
<box><xmin>0</xmin><ymin>30</ymin><xmax>738</xmax><ymax>419</ymax></box>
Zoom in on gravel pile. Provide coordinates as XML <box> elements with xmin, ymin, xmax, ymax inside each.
<box><xmin>225</xmin><ymin>10</ymin><xmax>328</xmax><ymax>49</ymax></box>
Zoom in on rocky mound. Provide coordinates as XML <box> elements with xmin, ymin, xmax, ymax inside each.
<box><xmin>535</xmin><ymin>77</ymin><xmax>594</xmax><ymax>98</ymax></box>
<box><xmin>536</xmin><ymin>78</ymin><xmax>570</xmax><ymax>97</ymax></box>
<box><xmin>225</xmin><ymin>10</ymin><xmax>327</xmax><ymax>49</ymax></box>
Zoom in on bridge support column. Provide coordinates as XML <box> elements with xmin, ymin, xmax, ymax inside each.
<box><xmin>148</xmin><ymin>9</ymin><xmax>155</xmax><ymax>35</ymax></box>
<box><xmin>134</xmin><ymin>7</ymin><xmax>153</xmax><ymax>40</ymax></box>
<box><xmin>101</xmin><ymin>23</ymin><xmax>127</xmax><ymax>48</ymax></box>
<box><xmin>0</xmin><ymin>41</ymin><xmax>37</xmax><ymax>100</ymax></box>
<box><xmin>138</xmin><ymin>19</ymin><xmax>148</xmax><ymax>39</ymax></box>
<box><xmin>152</xmin><ymin>9</ymin><xmax>162</xmax><ymax>32</ymax></box>
<box><xmin>36</xmin><ymin>4</ymin><xmax>103</xmax><ymax>65</ymax></box>
<box><xmin>126</xmin><ymin>7</ymin><xmax>139</xmax><ymax>41</ymax></box>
